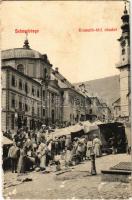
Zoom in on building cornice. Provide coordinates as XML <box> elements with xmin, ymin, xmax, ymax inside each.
<box><xmin>2</xmin><ymin>88</ymin><xmax>41</xmax><ymax>102</ymax></box>
<box><xmin>2</xmin><ymin>65</ymin><xmax>42</xmax><ymax>85</ymax></box>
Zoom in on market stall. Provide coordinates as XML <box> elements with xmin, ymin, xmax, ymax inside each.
<box><xmin>98</xmin><ymin>122</ymin><xmax>127</xmax><ymax>154</ymax></box>
<box><xmin>67</xmin><ymin>124</ymin><xmax>84</xmax><ymax>141</ymax></box>
<box><xmin>3</xmin><ymin>136</ymin><xmax>13</xmax><ymax>170</ymax></box>
<box><xmin>51</xmin><ymin>128</ymin><xmax>71</xmax><ymax>139</ymax></box>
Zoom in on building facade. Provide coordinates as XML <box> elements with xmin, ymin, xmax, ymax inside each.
<box><xmin>1</xmin><ymin>39</ymin><xmax>112</xmax><ymax>132</ymax></box>
<box><xmin>100</xmin><ymin>103</ymin><xmax>112</xmax><ymax>122</ymax></box>
<box><xmin>1</xmin><ymin>66</ymin><xmax>42</xmax><ymax>131</ymax></box>
<box><xmin>1</xmin><ymin>40</ymin><xmax>86</xmax><ymax>131</ymax></box>
<box><xmin>51</xmin><ymin>68</ymin><xmax>88</xmax><ymax>125</ymax></box>
<box><xmin>116</xmin><ymin>4</ymin><xmax>131</xmax><ymax>121</ymax></box>
<box><xmin>112</xmin><ymin>98</ymin><xmax>121</xmax><ymax>121</ymax></box>
<box><xmin>1</xmin><ymin>41</ymin><xmax>63</xmax><ymax>131</ymax></box>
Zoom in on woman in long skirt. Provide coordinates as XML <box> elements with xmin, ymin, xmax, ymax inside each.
<box><xmin>93</xmin><ymin>136</ymin><xmax>102</xmax><ymax>157</ymax></box>
<box><xmin>17</xmin><ymin>146</ymin><xmax>26</xmax><ymax>174</ymax></box>
<box><xmin>38</xmin><ymin>142</ymin><xmax>47</xmax><ymax>171</ymax></box>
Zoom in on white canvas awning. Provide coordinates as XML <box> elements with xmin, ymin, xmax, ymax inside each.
<box><xmin>51</xmin><ymin>128</ymin><xmax>70</xmax><ymax>138</ymax></box>
<box><xmin>94</xmin><ymin>120</ymin><xmax>104</xmax><ymax>125</ymax></box>
<box><xmin>67</xmin><ymin>124</ymin><xmax>83</xmax><ymax>133</ymax></box>
<box><xmin>51</xmin><ymin>124</ymin><xmax>83</xmax><ymax>138</ymax></box>
<box><xmin>3</xmin><ymin>136</ymin><xmax>13</xmax><ymax>145</ymax></box>
<box><xmin>82</xmin><ymin>121</ymin><xmax>99</xmax><ymax>133</ymax></box>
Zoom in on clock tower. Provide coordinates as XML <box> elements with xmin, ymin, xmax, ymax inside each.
<box><xmin>116</xmin><ymin>2</ymin><xmax>130</xmax><ymax>121</ymax></box>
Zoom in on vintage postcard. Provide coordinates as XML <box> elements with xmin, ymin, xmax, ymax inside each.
<box><xmin>1</xmin><ymin>0</ymin><xmax>131</xmax><ymax>199</ymax></box>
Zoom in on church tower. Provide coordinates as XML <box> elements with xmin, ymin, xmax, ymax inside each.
<box><xmin>116</xmin><ymin>2</ymin><xmax>130</xmax><ymax>121</ymax></box>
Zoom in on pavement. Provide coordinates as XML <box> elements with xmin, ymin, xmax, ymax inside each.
<box><xmin>3</xmin><ymin>154</ymin><xmax>132</xmax><ymax>199</ymax></box>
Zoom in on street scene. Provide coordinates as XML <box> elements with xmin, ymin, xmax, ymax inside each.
<box><xmin>3</xmin><ymin>154</ymin><xmax>132</xmax><ymax>199</ymax></box>
<box><xmin>1</xmin><ymin>0</ymin><xmax>131</xmax><ymax>199</ymax></box>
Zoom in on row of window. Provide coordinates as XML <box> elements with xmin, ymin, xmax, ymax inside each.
<box><xmin>41</xmin><ymin>91</ymin><xmax>60</xmax><ymax>104</ymax></box>
<box><xmin>69</xmin><ymin>95</ymin><xmax>85</xmax><ymax>107</ymax></box>
<box><xmin>11</xmin><ymin>98</ymin><xmax>30</xmax><ymax>112</ymax></box>
<box><xmin>11</xmin><ymin>75</ymin><xmax>40</xmax><ymax>98</ymax></box>
<box><xmin>11</xmin><ymin>97</ymin><xmax>46</xmax><ymax>118</ymax></box>
<box><xmin>11</xmin><ymin>75</ymin><xmax>60</xmax><ymax>102</ymax></box>
<box><xmin>11</xmin><ymin>95</ymin><xmax>41</xmax><ymax>113</ymax></box>
<box><xmin>11</xmin><ymin>101</ymin><xmax>41</xmax><ymax>116</ymax></box>
<box><xmin>11</xmin><ymin>115</ymin><xmax>42</xmax><ymax>130</ymax></box>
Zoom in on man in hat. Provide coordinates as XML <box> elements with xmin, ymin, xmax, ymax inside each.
<box><xmin>8</xmin><ymin>142</ymin><xmax>19</xmax><ymax>173</ymax></box>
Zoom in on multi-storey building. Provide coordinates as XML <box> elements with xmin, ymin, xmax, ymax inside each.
<box><xmin>1</xmin><ymin>38</ymin><xmax>112</xmax><ymax>132</ymax></box>
<box><xmin>1</xmin><ymin>40</ymin><xmax>88</xmax><ymax>131</ymax></box>
<box><xmin>112</xmin><ymin>98</ymin><xmax>121</xmax><ymax>121</ymax></box>
<box><xmin>100</xmin><ymin>102</ymin><xmax>112</xmax><ymax>122</ymax></box>
<box><xmin>51</xmin><ymin>68</ymin><xmax>88</xmax><ymax>125</ymax></box>
<box><xmin>116</xmin><ymin>3</ymin><xmax>131</xmax><ymax>121</ymax></box>
<box><xmin>1</xmin><ymin>65</ymin><xmax>42</xmax><ymax>131</ymax></box>
<box><xmin>1</xmin><ymin>40</ymin><xmax>63</xmax><ymax>131</ymax></box>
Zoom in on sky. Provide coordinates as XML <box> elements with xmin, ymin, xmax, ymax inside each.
<box><xmin>1</xmin><ymin>1</ymin><xmax>126</xmax><ymax>83</ymax></box>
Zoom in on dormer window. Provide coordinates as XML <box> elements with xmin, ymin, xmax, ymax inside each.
<box><xmin>122</xmin><ymin>48</ymin><xmax>125</xmax><ymax>55</ymax></box>
<box><xmin>17</xmin><ymin>64</ymin><xmax>24</xmax><ymax>73</ymax></box>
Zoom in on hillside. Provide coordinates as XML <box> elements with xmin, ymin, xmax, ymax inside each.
<box><xmin>74</xmin><ymin>75</ymin><xmax>120</xmax><ymax>107</ymax></box>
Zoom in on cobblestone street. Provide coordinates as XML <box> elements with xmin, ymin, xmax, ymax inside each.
<box><xmin>3</xmin><ymin>154</ymin><xmax>132</xmax><ymax>199</ymax></box>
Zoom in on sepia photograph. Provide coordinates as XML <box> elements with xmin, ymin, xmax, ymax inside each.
<box><xmin>1</xmin><ymin>0</ymin><xmax>131</xmax><ymax>199</ymax></box>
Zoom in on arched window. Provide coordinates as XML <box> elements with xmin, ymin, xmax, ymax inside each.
<box><xmin>17</xmin><ymin>64</ymin><xmax>24</xmax><ymax>73</ymax></box>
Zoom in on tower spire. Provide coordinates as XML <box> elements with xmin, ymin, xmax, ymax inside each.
<box><xmin>23</xmin><ymin>32</ymin><xmax>30</xmax><ymax>49</ymax></box>
<box><xmin>25</xmin><ymin>32</ymin><xmax>28</xmax><ymax>40</ymax></box>
<box><xmin>116</xmin><ymin>0</ymin><xmax>130</xmax><ymax>121</ymax></box>
<box><xmin>124</xmin><ymin>0</ymin><xmax>128</xmax><ymax>14</ymax></box>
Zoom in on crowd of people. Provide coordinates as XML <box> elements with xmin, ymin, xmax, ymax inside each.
<box><xmin>5</xmin><ymin>126</ymin><xmax>103</xmax><ymax>174</ymax></box>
